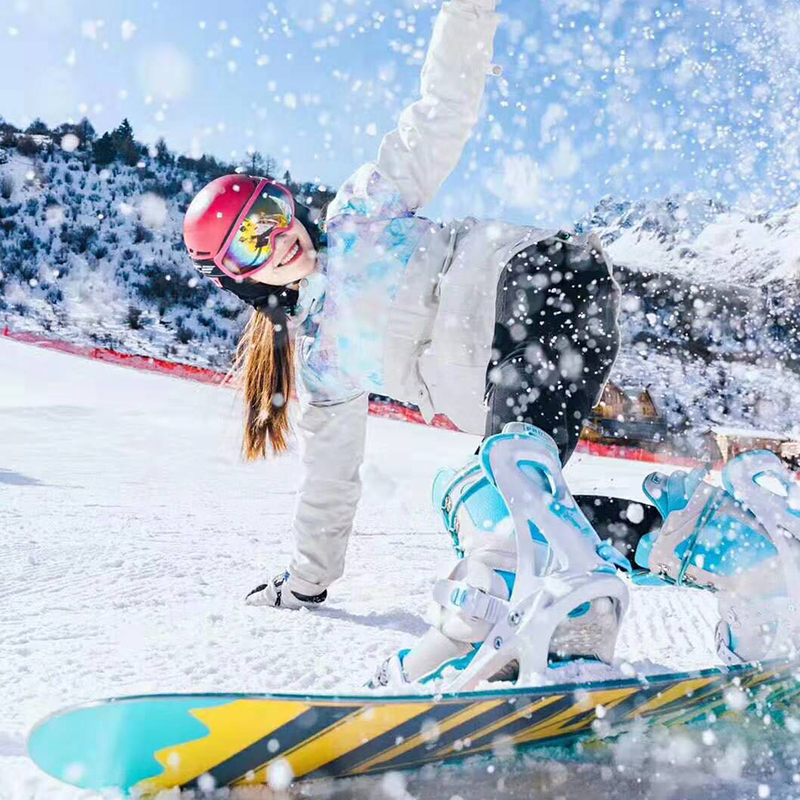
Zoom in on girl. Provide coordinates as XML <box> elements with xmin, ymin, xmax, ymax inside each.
<box><xmin>183</xmin><ymin>0</ymin><xmax>620</xmax><ymax>624</ymax></box>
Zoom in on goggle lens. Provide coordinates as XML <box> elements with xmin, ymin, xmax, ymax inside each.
<box><xmin>221</xmin><ymin>184</ymin><xmax>294</xmax><ymax>276</ymax></box>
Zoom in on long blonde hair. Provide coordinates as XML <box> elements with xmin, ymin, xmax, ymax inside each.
<box><xmin>231</xmin><ymin>308</ymin><xmax>295</xmax><ymax>459</ymax></box>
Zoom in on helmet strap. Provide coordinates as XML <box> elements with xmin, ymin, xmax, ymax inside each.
<box><xmin>217</xmin><ymin>274</ymin><xmax>299</xmax><ymax>317</ymax></box>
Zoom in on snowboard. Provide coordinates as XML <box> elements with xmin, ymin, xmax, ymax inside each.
<box><xmin>28</xmin><ymin>658</ymin><xmax>800</xmax><ymax>795</ymax></box>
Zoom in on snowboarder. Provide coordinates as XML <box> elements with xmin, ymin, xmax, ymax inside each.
<box><xmin>184</xmin><ymin>0</ymin><xmax>626</xmax><ymax>680</ymax></box>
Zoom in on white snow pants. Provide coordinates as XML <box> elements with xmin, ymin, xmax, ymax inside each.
<box><xmin>287</xmin><ymin>392</ymin><xmax>369</xmax><ymax>593</ymax></box>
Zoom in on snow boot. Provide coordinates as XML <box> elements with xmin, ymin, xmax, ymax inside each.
<box><xmin>245</xmin><ymin>570</ymin><xmax>328</xmax><ymax>610</ymax></box>
<box><xmin>634</xmin><ymin>451</ymin><xmax>800</xmax><ymax>664</ymax></box>
<box><xmin>372</xmin><ymin>423</ymin><xmax>631</xmax><ymax>690</ymax></box>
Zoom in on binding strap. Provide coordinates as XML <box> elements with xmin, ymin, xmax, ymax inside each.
<box><xmin>432</xmin><ymin>579</ymin><xmax>509</xmax><ymax>625</ymax></box>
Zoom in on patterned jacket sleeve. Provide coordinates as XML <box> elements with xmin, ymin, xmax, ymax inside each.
<box><xmin>375</xmin><ymin>0</ymin><xmax>501</xmax><ymax>211</ymax></box>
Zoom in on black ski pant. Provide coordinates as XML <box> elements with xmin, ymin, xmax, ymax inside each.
<box><xmin>484</xmin><ymin>234</ymin><xmax>620</xmax><ymax>464</ymax></box>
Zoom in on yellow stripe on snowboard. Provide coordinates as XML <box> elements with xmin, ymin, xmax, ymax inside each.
<box><xmin>241</xmin><ymin>702</ymin><xmax>433</xmax><ymax>784</ymax></box>
<box><xmin>429</xmin><ymin>695</ymin><xmax>567</xmax><ymax>761</ymax></box>
<box><xmin>511</xmin><ymin>687</ymin><xmax>640</xmax><ymax>746</ymax></box>
<box><xmin>138</xmin><ymin>699</ymin><xmax>310</xmax><ymax>794</ymax></box>
<box><xmin>629</xmin><ymin>677</ymin><xmax>715</xmax><ymax>719</ymax></box>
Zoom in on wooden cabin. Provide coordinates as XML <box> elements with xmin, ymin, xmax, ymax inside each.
<box><xmin>582</xmin><ymin>382</ymin><xmax>667</xmax><ymax>446</ymax></box>
<box><xmin>704</xmin><ymin>426</ymin><xmax>800</xmax><ymax>469</ymax></box>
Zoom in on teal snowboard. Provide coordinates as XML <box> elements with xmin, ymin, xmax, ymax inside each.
<box><xmin>28</xmin><ymin>658</ymin><xmax>800</xmax><ymax>795</ymax></box>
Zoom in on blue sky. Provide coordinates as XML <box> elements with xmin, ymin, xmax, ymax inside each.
<box><xmin>1</xmin><ymin>0</ymin><xmax>798</xmax><ymax>225</ymax></box>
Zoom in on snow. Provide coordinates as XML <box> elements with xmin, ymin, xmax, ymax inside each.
<box><xmin>0</xmin><ymin>337</ymin><xmax>727</xmax><ymax>799</ymax></box>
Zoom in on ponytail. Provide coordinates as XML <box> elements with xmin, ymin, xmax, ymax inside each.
<box><xmin>232</xmin><ymin>308</ymin><xmax>295</xmax><ymax>459</ymax></box>
<box><xmin>225</xmin><ymin>201</ymin><xmax>327</xmax><ymax>459</ymax></box>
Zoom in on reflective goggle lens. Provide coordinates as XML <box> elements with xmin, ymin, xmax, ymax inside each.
<box><xmin>221</xmin><ymin>184</ymin><xmax>293</xmax><ymax>276</ymax></box>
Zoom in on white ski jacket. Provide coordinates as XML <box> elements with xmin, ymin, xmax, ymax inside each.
<box><xmin>285</xmin><ymin>0</ymin><xmax>613</xmax><ymax>594</ymax></box>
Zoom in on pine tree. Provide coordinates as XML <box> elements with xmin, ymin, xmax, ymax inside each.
<box><xmin>16</xmin><ymin>136</ymin><xmax>40</xmax><ymax>156</ymax></box>
<box><xmin>78</xmin><ymin>118</ymin><xmax>97</xmax><ymax>148</ymax></box>
<box><xmin>0</xmin><ymin>116</ymin><xmax>18</xmax><ymax>141</ymax></box>
<box><xmin>111</xmin><ymin>119</ymin><xmax>141</xmax><ymax>165</ymax></box>
<box><xmin>93</xmin><ymin>132</ymin><xmax>117</xmax><ymax>165</ymax></box>
<box><xmin>244</xmin><ymin>150</ymin><xmax>265</xmax><ymax>175</ymax></box>
<box><xmin>25</xmin><ymin>118</ymin><xmax>50</xmax><ymax>135</ymax></box>
<box><xmin>112</xmin><ymin>119</ymin><xmax>135</xmax><ymax>147</ymax></box>
<box><xmin>155</xmin><ymin>138</ymin><xmax>173</xmax><ymax>165</ymax></box>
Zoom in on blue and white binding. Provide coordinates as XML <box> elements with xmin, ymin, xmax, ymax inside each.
<box><xmin>373</xmin><ymin>423</ymin><xmax>631</xmax><ymax>690</ymax></box>
<box><xmin>635</xmin><ymin>450</ymin><xmax>800</xmax><ymax>665</ymax></box>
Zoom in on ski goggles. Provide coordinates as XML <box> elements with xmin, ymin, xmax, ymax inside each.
<box><xmin>205</xmin><ymin>180</ymin><xmax>295</xmax><ymax>281</ymax></box>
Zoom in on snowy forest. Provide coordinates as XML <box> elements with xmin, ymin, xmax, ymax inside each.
<box><xmin>1</xmin><ymin>114</ymin><xmax>799</xmax><ymax>446</ymax></box>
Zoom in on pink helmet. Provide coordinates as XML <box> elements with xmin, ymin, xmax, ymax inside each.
<box><xmin>184</xmin><ymin>174</ymin><xmax>259</xmax><ymax>262</ymax></box>
<box><xmin>183</xmin><ymin>174</ymin><xmax>295</xmax><ymax>281</ymax></box>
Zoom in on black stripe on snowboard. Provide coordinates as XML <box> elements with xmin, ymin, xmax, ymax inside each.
<box><xmin>372</xmin><ymin>693</ymin><xmax>577</xmax><ymax>772</ymax></box>
<box><xmin>305</xmin><ymin>701</ymin><xmax>465</xmax><ymax>779</ymax></box>
<box><xmin>183</xmin><ymin>704</ymin><xmax>357</xmax><ymax>789</ymax></box>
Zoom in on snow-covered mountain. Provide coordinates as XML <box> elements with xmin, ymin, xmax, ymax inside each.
<box><xmin>2</xmin><ymin>146</ymin><xmax>800</xmax><ymax>442</ymax></box>
<box><xmin>578</xmin><ymin>194</ymin><xmax>800</xmax><ymax>286</ymax></box>
<box><xmin>572</xmin><ymin>193</ymin><xmax>800</xmax><ymax>441</ymax></box>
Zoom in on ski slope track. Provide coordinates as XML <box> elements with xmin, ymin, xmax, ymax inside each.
<box><xmin>0</xmin><ymin>338</ymin><xmax>793</xmax><ymax>800</ymax></box>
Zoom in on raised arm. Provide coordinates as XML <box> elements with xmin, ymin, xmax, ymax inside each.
<box><xmin>376</xmin><ymin>0</ymin><xmax>501</xmax><ymax>211</ymax></box>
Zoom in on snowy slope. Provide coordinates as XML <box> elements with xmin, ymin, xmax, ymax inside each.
<box><xmin>0</xmin><ymin>337</ymin><xmax>727</xmax><ymax>799</ymax></box>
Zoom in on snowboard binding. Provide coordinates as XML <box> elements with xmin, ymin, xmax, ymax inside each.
<box><xmin>373</xmin><ymin>423</ymin><xmax>631</xmax><ymax>691</ymax></box>
<box><xmin>635</xmin><ymin>450</ymin><xmax>800</xmax><ymax>664</ymax></box>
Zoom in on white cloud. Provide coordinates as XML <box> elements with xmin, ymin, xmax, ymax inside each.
<box><xmin>540</xmin><ymin>103</ymin><xmax>567</xmax><ymax>144</ymax></box>
<box><xmin>484</xmin><ymin>153</ymin><xmax>542</xmax><ymax>210</ymax></box>
<box><xmin>548</xmin><ymin>138</ymin><xmax>581</xmax><ymax>179</ymax></box>
<box><xmin>80</xmin><ymin>19</ymin><xmax>102</xmax><ymax>40</ymax></box>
